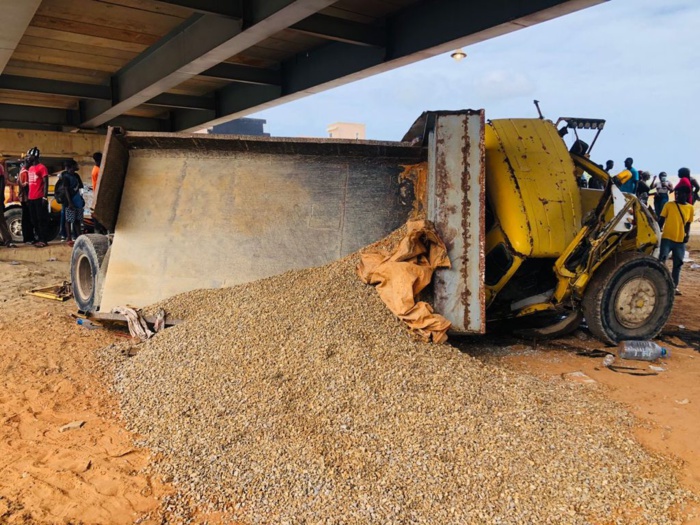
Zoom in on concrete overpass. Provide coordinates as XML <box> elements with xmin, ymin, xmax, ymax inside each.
<box><xmin>0</xmin><ymin>0</ymin><xmax>604</xmax><ymax>134</ymax></box>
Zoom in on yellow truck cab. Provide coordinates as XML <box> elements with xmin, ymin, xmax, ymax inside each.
<box><xmin>480</xmin><ymin>116</ymin><xmax>669</xmax><ymax>343</ymax></box>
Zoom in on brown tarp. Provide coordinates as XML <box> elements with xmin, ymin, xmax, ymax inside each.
<box><xmin>357</xmin><ymin>220</ymin><xmax>452</xmax><ymax>343</ymax></box>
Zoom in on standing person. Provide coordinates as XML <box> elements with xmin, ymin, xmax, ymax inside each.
<box><xmin>658</xmin><ymin>186</ymin><xmax>694</xmax><ymax>295</ymax></box>
<box><xmin>0</xmin><ymin>163</ymin><xmax>16</xmax><ymax>247</ymax></box>
<box><xmin>26</xmin><ymin>147</ymin><xmax>51</xmax><ymax>248</ymax></box>
<box><xmin>690</xmin><ymin>173</ymin><xmax>700</xmax><ymax>203</ymax></box>
<box><xmin>90</xmin><ymin>152</ymin><xmax>107</xmax><ymax>234</ymax></box>
<box><xmin>604</xmin><ymin>160</ymin><xmax>614</xmax><ymax>173</ymax></box>
<box><xmin>616</xmin><ymin>157</ymin><xmax>639</xmax><ymax>194</ymax></box>
<box><xmin>675</xmin><ymin>167</ymin><xmax>695</xmax><ymax>204</ymax></box>
<box><xmin>17</xmin><ymin>160</ymin><xmax>34</xmax><ymax>243</ymax></box>
<box><xmin>91</xmin><ymin>152</ymin><xmax>102</xmax><ymax>192</ymax></box>
<box><xmin>636</xmin><ymin>171</ymin><xmax>651</xmax><ymax>205</ymax></box>
<box><xmin>57</xmin><ymin>170</ymin><xmax>68</xmax><ymax>241</ymax></box>
<box><xmin>652</xmin><ymin>172</ymin><xmax>674</xmax><ymax>217</ymax></box>
<box><xmin>60</xmin><ymin>160</ymin><xmax>84</xmax><ymax>245</ymax></box>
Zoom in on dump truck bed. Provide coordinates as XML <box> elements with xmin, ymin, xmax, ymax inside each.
<box><xmin>94</xmin><ymin>129</ymin><xmax>425</xmax><ymax>312</ymax></box>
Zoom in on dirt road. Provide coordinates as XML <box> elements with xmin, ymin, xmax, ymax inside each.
<box><xmin>0</xmin><ymin>246</ymin><xmax>698</xmax><ymax>523</ymax></box>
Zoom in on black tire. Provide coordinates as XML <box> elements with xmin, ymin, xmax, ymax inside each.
<box><xmin>47</xmin><ymin>212</ymin><xmax>61</xmax><ymax>242</ymax></box>
<box><xmin>71</xmin><ymin>234</ymin><xmax>110</xmax><ymax>313</ymax></box>
<box><xmin>4</xmin><ymin>207</ymin><xmax>23</xmax><ymax>243</ymax></box>
<box><xmin>582</xmin><ymin>252</ymin><xmax>674</xmax><ymax>345</ymax></box>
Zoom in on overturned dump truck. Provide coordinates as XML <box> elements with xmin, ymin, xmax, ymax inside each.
<box><xmin>72</xmin><ymin>109</ymin><xmax>673</xmax><ymax>344</ymax></box>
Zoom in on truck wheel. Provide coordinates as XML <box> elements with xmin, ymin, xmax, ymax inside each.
<box><xmin>582</xmin><ymin>252</ymin><xmax>674</xmax><ymax>345</ymax></box>
<box><xmin>71</xmin><ymin>234</ymin><xmax>110</xmax><ymax>313</ymax></box>
<box><xmin>4</xmin><ymin>208</ymin><xmax>23</xmax><ymax>243</ymax></box>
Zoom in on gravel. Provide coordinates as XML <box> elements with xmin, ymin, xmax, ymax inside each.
<box><xmin>97</xmin><ymin>233</ymin><xmax>692</xmax><ymax>524</ymax></box>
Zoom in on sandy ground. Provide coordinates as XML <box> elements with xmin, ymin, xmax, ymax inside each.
<box><xmin>0</xmin><ymin>256</ymin><xmax>171</xmax><ymax>524</ymax></box>
<box><xmin>0</xmin><ymin>245</ymin><xmax>699</xmax><ymax>523</ymax></box>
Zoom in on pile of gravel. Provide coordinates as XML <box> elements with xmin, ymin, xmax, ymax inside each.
<box><xmin>98</xmin><ymin>238</ymin><xmax>691</xmax><ymax>524</ymax></box>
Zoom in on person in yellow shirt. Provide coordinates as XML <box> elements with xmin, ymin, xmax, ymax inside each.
<box><xmin>658</xmin><ymin>186</ymin><xmax>694</xmax><ymax>294</ymax></box>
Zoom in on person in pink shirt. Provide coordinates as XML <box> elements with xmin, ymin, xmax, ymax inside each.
<box><xmin>675</xmin><ymin>168</ymin><xmax>694</xmax><ymax>204</ymax></box>
<box><xmin>25</xmin><ymin>147</ymin><xmax>50</xmax><ymax>247</ymax></box>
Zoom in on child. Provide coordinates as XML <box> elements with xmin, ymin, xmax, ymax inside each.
<box><xmin>658</xmin><ymin>186</ymin><xmax>694</xmax><ymax>295</ymax></box>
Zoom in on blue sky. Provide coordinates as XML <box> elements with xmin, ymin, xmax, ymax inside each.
<box><xmin>252</xmin><ymin>0</ymin><xmax>699</xmax><ymax>176</ymax></box>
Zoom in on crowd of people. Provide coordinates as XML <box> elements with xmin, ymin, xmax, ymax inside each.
<box><xmin>0</xmin><ymin>147</ymin><xmax>102</xmax><ymax>248</ymax></box>
<box><xmin>582</xmin><ymin>157</ymin><xmax>697</xmax><ymax>295</ymax></box>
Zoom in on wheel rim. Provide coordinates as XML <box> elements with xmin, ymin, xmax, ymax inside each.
<box><xmin>75</xmin><ymin>254</ymin><xmax>94</xmax><ymax>303</ymax></box>
<box><xmin>9</xmin><ymin>217</ymin><xmax>22</xmax><ymax>238</ymax></box>
<box><xmin>614</xmin><ymin>276</ymin><xmax>657</xmax><ymax>329</ymax></box>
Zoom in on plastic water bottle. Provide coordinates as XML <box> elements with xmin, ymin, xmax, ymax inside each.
<box><xmin>617</xmin><ymin>341</ymin><xmax>669</xmax><ymax>361</ymax></box>
<box><xmin>76</xmin><ymin>318</ymin><xmax>99</xmax><ymax>330</ymax></box>
<box><xmin>602</xmin><ymin>354</ymin><xmax>615</xmax><ymax>368</ymax></box>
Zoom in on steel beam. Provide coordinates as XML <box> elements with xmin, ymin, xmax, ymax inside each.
<box><xmin>200</xmin><ymin>63</ymin><xmax>281</xmax><ymax>86</ymax></box>
<box><xmin>0</xmin><ymin>0</ymin><xmax>42</xmax><ymax>74</ymax></box>
<box><xmin>80</xmin><ymin>0</ymin><xmax>337</xmax><ymax>129</ymax></box>
<box><xmin>290</xmin><ymin>14</ymin><xmax>385</xmax><ymax>47</ymax></box>
<box><xmin>0</xmin><ymin>75</ymin><xmax>214</xmax><ymax>111</ymax></box>
<box><xmin>0</xmin><ymin>103</ymin><xmax>169</xmax><ymax>132</ymax></box>
<box><xmin>148</xmin><ymin>93</ymin><xmax>215</xmax><ymax>111</ymax></box>
<box><xmin>0</xmin><ymin>103</ymin><xmax>80</xmax><ymax>128</ymax></box>
<box><xmin>0</xmin><ymin>75</ymin><xmax>111</xmax><ymax>100</ymax></box>
<box><xmin>176</xmin><ymin>0</ymin><xmax>605</xmax><ymax>131</ymax></box>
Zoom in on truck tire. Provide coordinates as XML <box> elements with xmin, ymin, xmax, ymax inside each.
<box><xmin>71</xmin><ymin>234</ymin><xmax>110</xmax><ymax>313</ymax></box>
<box><xmin>4</xmin><ymin>208</ymin><xmax>23</xmax><ymax>243</ymax></box>
<box><xmin>582</xmin><ymin>252</ymin><xmax>674</xmax><ymax>345</ymax></box>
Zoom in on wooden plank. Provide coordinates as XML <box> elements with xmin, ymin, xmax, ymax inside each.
<box><xmin>31</xmin><ymin>15</ymin><xmax>161</xmax><ymax>46</ymax></box>
<box><xmin>20</xmin><ymin>35</ymin><xmax>140</xmax><ymax>61</ymax></box>
<box><xmin>0</xmin><ymin>90</ymin><xmax>78</xmax><ymax>109</ymax></box>
<box><xmin>4</xmin><ymin>59</ymin><xmax>111</xmax><ymax>85</ymax></box>
<box><xmin>12</xmin><ymin>44</ymin><xmax>129</xmax><ymax>72</ymax></box>
<box><xmin>332</xmin><ymin>0</ymin><xmax>398</xmax><ymax>18</ymax></box>
<box><xmin>24</xmin><ymin>26</ymin><xmax>148</xmax><ymax>54</ymax></box>
<box><xmin>37</xmin><ymin>0</ymin><xmax>186</xmax><ymax>36</ymax></box>
<box><xmin>95</xmin><ymin>0</ymin><xmax>194</xmax><ymax>18</ymax></box>
<box><xmin>319</xmin><ymin>6</ymin><xmax>377</xmax><ymax>24</ymax></box>
<box><xmin>0</xmin><ymin>128</ymin><xmax>106</xmax><ymax>158</ymax></box>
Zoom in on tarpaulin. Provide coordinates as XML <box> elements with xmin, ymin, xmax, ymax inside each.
<box><xmin>358</xmin><ymin>220</ymin><xmax>452</xmax><ymax>343</ymax></box>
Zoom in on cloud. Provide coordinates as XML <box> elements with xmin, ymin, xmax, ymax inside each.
<box><xmin>472</xmin><ymin>70</ymin><xmax>535</xmax><ymax>102</ymax></box>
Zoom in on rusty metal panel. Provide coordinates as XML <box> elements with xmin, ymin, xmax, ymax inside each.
<box><xmin>98</xmin><ymin>141</ymin><xmax>423</xmax><ymax>311</ymax></box>
<box><xmin>93</xmin><ymin>127</ymin><xmax>129</xmax><ymax>231</ymax></box>
<box><xmin>428</xmin><ymin>111</ymin><xmax>485</xmax><ymax>334</ymax></box>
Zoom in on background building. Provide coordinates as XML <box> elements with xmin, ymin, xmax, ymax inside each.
<box><xmin>327</xmin><ymin>122</ymin><xmax>366</xmax><ymax>140</ymax></box>
<box><xmin>207</xmin><ymin>118</ymin><xmax>269</xmax><ymax>137</ymax></box>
